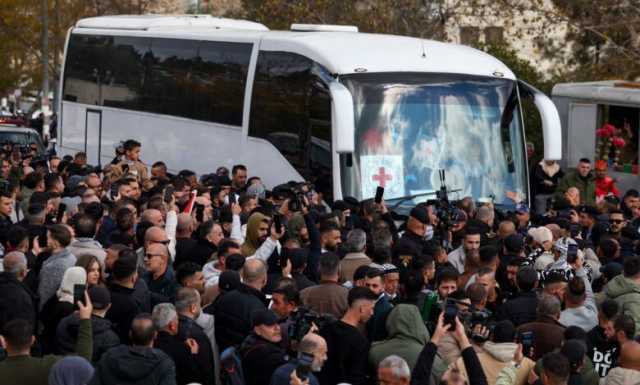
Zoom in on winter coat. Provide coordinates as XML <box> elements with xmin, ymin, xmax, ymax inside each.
<box><xmin>141</xmin><ymin>267</ymin><xmax>178</xmax><ymax>302</ymax></box>
<box><xmin>241</xmin><ymin>212</ymin><xmax>270</xmax><ymax>256</ymax></box>
<box><xmin>68</xmin><ymin>238</ymin><xmax>107</xmax><ymax>266</ymax></box>
<box><xmin>300</xmin><ymin>281</ymin><xmax>349</xmax><ymax>319</ymax></box>
<box><xmin>517</xmin><ymin>315</ymin><xmax>565</xmax><ymax>360</ymax></box>
<box><xmin>37</xmin><ymin>248</ymin><xmax>76</xmax><ymax>310</ymax></box>
<box><xmin>531</xmin><ymin>161</ymin><xmax>564</xmax><ymax>196</ymax></box>
<box><xmin>367</xmin><ymin>294</ymin><xmax>393</xmax><ymax>342</ymax></box>
<box><xmin>318</xmin><ymin>320</ymin><xmax>370</xmax><ymax>385</ymax></box>
<box><xmin>452</xmin><ymin>341</ymin><xmax>535</xmax><ymax>385</ymax></box>
<box><xmin>496</xmin><ymin>291</ymin><xmax>538</xmax><ymax>327</ymax></box>
<box><xmin>604</xmin><ymin>275</ymin><xmax>640</xmax><ymax>337</ymax></box>
<box><xmin>56</xmin><ymin>313</ymin><xmax>120</xmax><ymax>363</ymax></box>
<box><xmin>339</xmin><ymin>252</ymin><xmax>371</xmax><ymax>284</ymax></box>
<box><xmin>154</xmin><ymin>330</ymin><xmax>204</xmax><ymax>385</ymax></box>
<box><xmin>106</xmin><ymin>283</ymin><xmax>142</xmax><ymax>343</ymax></box>
<box><xmin>555</xmin><ymin>170</ymin><xmax>596</xmax><ymax>206</ymax></box>
<box><xmin>604</xmin><ymin>367</ymin><xmax>640</xmax><ymax>385</ymax></box>
<box><xmin>211</xmin><ymin>283</ymin><xmax>267</xmax><ymax>351</ymax></box>
<box><xmin>0</xmin><ymin>272</ymin><xmax>36</xmax><ymax>332</ymax></box>
<box><xmin>0</xmin><ymin>318</ymin><xmax>92</xmax><ymax>385</ymax></box>
<box><xmin>89</xmin><ymin>345</ymin><xmax>176</xmax><ymax>385</ymax></box>
<box><xmin>369</xmin><ymin>304</ymin><xmax>447</xmax><ymax>385</ymax></box>
<box><xmin>240</xmin><ymin>333</ymin><xmax>287</xmax><ymax>385</ymax></box>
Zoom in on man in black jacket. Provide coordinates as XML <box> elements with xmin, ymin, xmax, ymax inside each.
<box><xmin>0</xmin><ymin>190</ymin><xmax>13</xmax><ymax>247</ymax></box>
<box><xmin>152</xmin><ymin>303</ymin><xmax>203</xmax><ymax>385</ymax></box>
<box><xmin>0</xmin><ymin>252</ymin><xmax>36</xmax><ymax>332</ymax></box>
<box><xmin>211</xmin><ymin>258</ymin><xmax>268</xmax><ymax>350</ymax></box>
<box><xmin>496</xmin><ymin>266</ymin><xmax>539</xmax><ymax>327</ymax></box>
<box><xmin>175</xmin><ymin>287</ymin><xmax>217</xmax><ymax>385</ymax></box>
<box><xmin>106</xmin><ymin>251</ymin><xmax>144</xmax><ymax>342</ymax></box>
<box><xmin>239</xmin><ymin>309</ymin><xmax>287</xmax><ymax>385</ymax></box>
<box><xmin>393</xmin><ymin>206</ymin><xmax>430</xmax><ymax>258</ymax></box>
<box><xmin>90</xmin><ymin>313</ymin><xmax>176</xmax><ymax>385</ymax></box>
<box><xmin>56</xmin><ymin>285</ymin><xmax>120</xmax><ymax>362</ymax></box>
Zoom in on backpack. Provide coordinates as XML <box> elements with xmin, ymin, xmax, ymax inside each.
<box><xmin>220</xmin><ymin>346</ymin><xmax>245</xmax><ymax>385</ymax></box>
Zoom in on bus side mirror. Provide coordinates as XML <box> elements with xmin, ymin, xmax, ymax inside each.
<box><xmin>330</xmin><ymin>82</ymin><xmax>355</xmax><ymax>154</ymax></box>
<box><xmin>518</xmin><ymin>80</ymin><xmax>562</xmax><ymax>161</ymax></box>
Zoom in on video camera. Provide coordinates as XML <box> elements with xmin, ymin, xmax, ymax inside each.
<box><xmin>288</xmin><ymin>307</ymin><xmax>335</xmax><ymax>343</ymax></box>
<box><xmin>274</xmin><ymin>181</ymin><xmax>314</xmax><ymax>212</ymax></box>
<box><xmin>427</xmin><ymin>170</ymin><xmax>458</xmax><ymax>231</ymax></box>
<box><xmin>442</xmin><ymin>298</ymin><xmax>494</xmax><ymax>343</ymax></box>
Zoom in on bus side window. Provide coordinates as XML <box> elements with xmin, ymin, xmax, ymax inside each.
<box><xmin>249</xmin><ymin>52</ymin><xmax>333</xmax><ymax>196</ymax></box>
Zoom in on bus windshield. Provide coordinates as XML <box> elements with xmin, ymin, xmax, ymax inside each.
<box><xmin>340</xmin><ymin>73</ymin><xmax>528</xmax><ymax>207</ymax></box>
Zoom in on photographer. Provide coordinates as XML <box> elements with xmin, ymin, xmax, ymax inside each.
<box><xmin>271</xmin><ymin>333</ymin><xmax>327</xmax><ymax>385</ymax></box>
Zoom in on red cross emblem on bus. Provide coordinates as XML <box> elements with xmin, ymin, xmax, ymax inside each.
<box><xmin>372</xmin><ymin>167</ymin><xmax>392</xmax><ymax>188</ymax></box>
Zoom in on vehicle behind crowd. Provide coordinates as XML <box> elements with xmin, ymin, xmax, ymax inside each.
<box><xmin>58</xmin><ymin>14</ymin><xmax>562</xmax><ymax>211</ymax></box>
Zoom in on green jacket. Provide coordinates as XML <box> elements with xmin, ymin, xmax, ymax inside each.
<box><xmin>369</xmin><ymin>304</ymin><xmax>447</xmax><ymax>385</ymax></box>
<box><xmin>604</xmin><ymin>275</ymin><xmax>640</xmax><ymax>337</ymax></box>
<box><xmin>0</xmin><ymin>318</ymin><xmax>93</xmax><ymax>385</ymax></box>
<box><xmin>555</xmin><ymin>169</ymin><xmax>596</xmax><ymax>205</ymax></box>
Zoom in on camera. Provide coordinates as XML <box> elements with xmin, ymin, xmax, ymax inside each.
<box><xmin>288</xmin><ymin>307</ymin><xmax>335</xmax><ymax>343</ymax></box>
<box><xmin>274</xmin><ymin>181</ymin><xmax>314</xmax><ymax>212</ymax></box>
<box><xmin>443</xmin><ymin>298</ymin><xmax>495</xmax><ymax>343</ymax></box>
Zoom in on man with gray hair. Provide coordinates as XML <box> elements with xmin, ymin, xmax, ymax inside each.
<box><xmin>378</xmin><ymin>355</ymin><xmax>411</xmax><ymax>385</ymax></box>
<box><xmin>175</xmin><ymin>287</ymin><xmax>218</xmax><ymax>385</ymax></box>
<box><xmin>0</xmin><ymin>251</ymin><xmax>35</xmax><ymax>331</ymax></box>
<box><xmin>340</xmin><ymin>229</ymin><xmax>371</xmax><ymax>285</ymax></box>
<box><xmin>517</xmin><ymin>294</ymin><xmax>566</xmax><ymax>360</ymax></box>
<box><xmin>152</xmin><ymin>302</ymin><xmax>203</xmax><ymax>385</ymax></box>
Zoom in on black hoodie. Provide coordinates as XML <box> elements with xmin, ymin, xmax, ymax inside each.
<box><xmin>586</xmin><ymin>325</ymin><xmax>619</xmax><ymax>378</ymax></box>
<box><xmin>56</xmin><ymin>313</ymin><xmax>120</xmax><ymax>363</ymax></box>
<box><xmin>89</xmin><ymin>344</ymin><xmax>176</xmax><ymax>385</ymax></box>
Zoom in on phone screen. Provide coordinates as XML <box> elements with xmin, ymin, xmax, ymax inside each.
<box><xmin>73</xmin><ymin>284</ymin><xmax>86</xmax><ymax>307</ymax></box>
<box><xmin>375</xmin><ymin>186</ymin><xmax>384</xmax><ymax>204</ymax></box>
<box><xmin>56</xmin><ymin>203</ymin><xmax>67</xmax><ymax>224</ymax></box>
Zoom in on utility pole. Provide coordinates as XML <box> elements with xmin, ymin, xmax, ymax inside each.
<box><xmin>41</xmin><ymin>0</ymin><xmax>50</xmax><ymax>140</ymax></box>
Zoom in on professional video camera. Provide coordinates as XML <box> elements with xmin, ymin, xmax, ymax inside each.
<box><xmin>428</xmin><ymin>170</ymin><xmax>458</xmax><ymax>231</ymax></box>
<box><xmin>442</xmin><ymin>298</ymin><xmax>495</xmax><ymax>343</ymax></box>
<box><xmin>288</xmin><ymin>307</ymin><xmax>335</xmax><ymax>343</ymax></box>
<box><xmin>273</xmin><ymin>181</ymin><xmax>315</xmax><ymax>212</ymax></box>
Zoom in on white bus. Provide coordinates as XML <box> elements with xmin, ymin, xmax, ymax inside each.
<box><xmin>58</xmin><ymin>15</ymin><xmax>562</xmax><ymax>208</ymax></box>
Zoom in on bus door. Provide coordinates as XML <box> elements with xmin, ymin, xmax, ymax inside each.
<box><xmin>84</xmin><ymin>109</ymin><xmax>103</xmax><ymax>166</ymax></box>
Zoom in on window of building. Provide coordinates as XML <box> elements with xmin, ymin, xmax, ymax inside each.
<box><xmin>459</xmin><ymin>27</ymin><xmax>480</xmax><ymax>46</ymax></box>
<box><xmin>596</xmin><ymin>104</ymin><xmax>639</xmax><ymax>172</ymax></box>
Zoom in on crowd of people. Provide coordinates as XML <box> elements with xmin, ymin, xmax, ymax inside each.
<box><xmin>0</xmin><ymin>139</ymin><xmax>639</xmax><ymax>385</ymax></box>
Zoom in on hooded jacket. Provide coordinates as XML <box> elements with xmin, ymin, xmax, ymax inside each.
<box><xmin>604</xmin><ymin>275</ymin><xmax>640</xmax><ymax>337</ymax></box>
<box><xmin>369</xmin><ymin>304</ymin><xmax>429</xmax><ymax>370</ymax></box>
<box><xmin>37</xmin><ymin>248</ymin><xmax>77</xmax><ymax>310</ymax></box>
<box><xmin>241</xmin><ymin>212</ymin><xmax>270</xmax><ymax>257</ymax></box>
<box><xmin>0</xmin><ymin>272</ymin><xmax>36</xmax><ymax>332</ymax></box>
<box><xmin>453</xmin><ymin>341</ymin><xmax>535</xmax><ymax>385</ymax></box>
<box><xmin>68</xmin><ymin>238</ymin><xmax>107</xmax><ymax>266</ymax></box>
<box><xmin>286</xmin><ymin>213</ymin><xmax>306</xmax><ymax>245</ymax></box>
<box><xmin>555</xmin><ymin>169</ymin><xmax>596</xmax><ymax>206</ymax></box>
<box><xmin>89</xmin><ymin>345</ymin><xmax>176</xmax><ymax>385</ymax></box>
<box><xmin>56</xmin><ymin>313</ymin><xmax>120</xmax><ymax>363</ymax></box>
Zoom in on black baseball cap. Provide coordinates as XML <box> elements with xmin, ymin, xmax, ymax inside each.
<box><xmin>410</xmin><ymin>206</ymin><xmax>430</xmax><ymax>225</ymax></box>
<box><xmin>88</xmin><ymin>285</ymin><xmax>111</xmax><ymax>309</ymax></box>
<box><xmin>600</xmin><ymin>262</ymin><xmax>623</xmax><ymax>281</ymax></box>
<box><xmin>251</xmin><ymin>309</ymin><xmax>278</xmax><ymax>327</ymax></box>
<box><xmin>578</xmin><ymin>205</ymin><xmax>599</xmax><ymax>217</ymax></box>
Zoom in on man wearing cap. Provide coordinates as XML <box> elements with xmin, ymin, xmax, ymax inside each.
<box><xmin>394</xmin><ymin>205</ymin><xmax>430</xmax><ymax>258</ymax></box>
<box><xmin>56</xmin><ymin>285</ymin><xmax>120</xmax><ymax>363</ymax></box>
<box><xmin>514</xmin><ymin>204</ymin><xmax>532</xmax><ymax>235</ymax></box>
<box><xmin>594</xmin><ymin>160</ymin><xmax>619</xmax><ymax>199</ymax></box>
<box><xmin>578</xmin><ymin>205</ymin><xmax>605</xmax><ymax>246</ymax></box>
<box><xmin>556</xmin><ymin>158</ymin><xmax>596</xmax><ymax>206</ymax></box>
<box><xmin>239</xmin><ymin>309</ymin><xmax>286</xmax><ymax>385</ymax></box>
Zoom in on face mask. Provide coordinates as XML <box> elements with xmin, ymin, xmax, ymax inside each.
<box><xmin>425</xmin><ymin>225</ymin><xmax>434</xmax><ymax>241</ymax></box>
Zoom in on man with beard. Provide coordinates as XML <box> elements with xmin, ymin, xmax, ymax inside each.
<box><xmin>394</xmin><ymin>206</ymin><xmax>430</xmax><ymax>258</ymax></box>
<box><xmin>270</xmin><ymin>333</ymin><xmax>328</xmax><ymax>385</ymax></box>
<box><xmin>587</xmin><ymin>299</ymin><xmax>620</xmax><ymax>378</ymax></box>
<box><xmin>241</xmin><ymin>212</ymin><xmax>283</xmax><ymax>262</ymax></box>
<box><xmin>448</xmin><ymin>229</ymin><xmax>481</xmax><ymax>275</ymax></box>
<box><xmin>319</xmin><ymin>221</ymin><xmax>341</xmax><ymax>253</ymax></box>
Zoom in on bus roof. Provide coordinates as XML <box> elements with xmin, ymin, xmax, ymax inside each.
<box><xmin>73</xmin><ymin>15</ymin><xmax>516</xmax><ymax>80</ymax></box>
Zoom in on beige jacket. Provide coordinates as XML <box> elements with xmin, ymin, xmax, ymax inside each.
<box><xmin>452</xmin><ymin>341</ymin><xmax>535</xmax><ymax>385</ymax></box>
<box><xmin>339</xmin><ymin>252</ymin><xmax>371</xmax><ymax>284</ymax></box>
